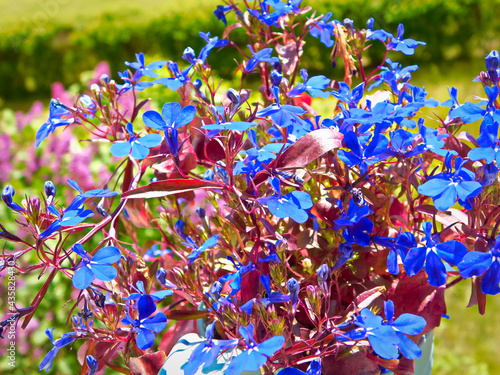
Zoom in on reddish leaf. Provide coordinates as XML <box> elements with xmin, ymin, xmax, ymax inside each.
<box><xmin>159</xmin><ymin>319</ymin><xmax>197</xmax><ymax>355</ymax></box>
<box><xmin>125</xmin><ymin>199</ymin><xmax>153</xmax><ymax>228</ymax></box>
<box><xmin>387</xmin><ymin>273</ymin><xmax>446</xmax><ymax>334</ymax></box>
<box><xmin>165</xmin><ymin>310</ymin><xmax>209</xmax><ymax>320</ymax></box>
<box><xmin>275</xmin><ymin>129</ymin><xmax>343</xmax><ymax>170</ymax></box>
<box><xmin>311</xmin><ymin>198</ymin><xmax>340</xmax><ymax>227</ymax></box>
<box><xmin>129</xmin><ymin>352</ymin><xmax>167</xmax><ymax>375</ymax></box>
<box><xmin>322</xmin><ymin>351</ymin><xmax>380</xmax><ymax>375</ymax></box>
<box><xmin>121</xmin><ymin>179</ymin><xmax>222</xmax><ymax>199</ymax></box>
<box><xmin>344</xmin><ymin>286</ymin><xmax>384</xmax><ymax>317</ymax></box>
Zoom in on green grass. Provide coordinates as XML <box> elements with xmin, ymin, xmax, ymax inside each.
<box><xmin>0</xmin><ymin>0</ymin><xmax>221</xmax><ymax>32</ymax></box>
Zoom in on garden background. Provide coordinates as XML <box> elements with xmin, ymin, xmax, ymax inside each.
<box><xmin>1</xmin><ymin>0</ymin><xmax>500</xmax><ymax>373</ymax></box>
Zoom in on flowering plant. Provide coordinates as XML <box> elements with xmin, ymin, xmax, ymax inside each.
<box><xmin>2</xmin><ymin>1</ymin><xmax>500</xmax><ymax>374</ymax></box>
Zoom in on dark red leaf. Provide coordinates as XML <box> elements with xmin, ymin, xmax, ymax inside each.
<box><xmin>121</xmin><ymin>179</ymin><xmax>222</xmax><ymax>199</ymax></box>
<box><xmin>129</xmin><ymin>352</ymin><xmax>167</xmax><ymax>375</ymax></box>
<box><xmin>387</xmin><ymin>273</ymin><xmax>446</xmax><ymax>334</ymax></box>
<box><xmin>275</xmin><ymin>128</ymin><xmax>343</xmax><ymax>170</ymax></box>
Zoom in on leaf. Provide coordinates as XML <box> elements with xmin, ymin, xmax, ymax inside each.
<box><xmin>129</xmin><ymin>352</ymin><xmax>167</xmax><ymax>375</ymax></box>
<box><xmin>165</xmin><ymin>310</ymin><xmax>209</xmax><ymax>320</ymax></box>
<box><xmin>275</xmin><ymin>129</ymin><xmax>343</xmax><ymax>169</ymax></box>
<box><xmin>121</xmin><ymin>179</ymin><xmax>222</xmax><ymax>199</ymax></box>
<box><xmin>344</xmin><ymin>286</ymin><xmax>384</xmax><ymax>318</ymax></box>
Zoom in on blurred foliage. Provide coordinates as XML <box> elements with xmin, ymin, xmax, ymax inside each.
<box><xmin>2</xmin><ymin>0</ymin><xmax>500</xmax><ymax>105</ymax></box>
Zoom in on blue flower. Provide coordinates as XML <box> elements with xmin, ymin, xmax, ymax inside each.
<box><xmin>145</xmin><ymin>245</ymin><xmax>171</xmax><ymax>261</ymax></box>
<box><xmin>288</xmin><ymin>69</ymin><xmax>331</xmax><ymax>99</ymax></box>
<box><xmin>143</xmin><ymin>102</ymin><xmax>196</xmax><ymax>156</ymax></box>
<box><xmin>125</xmin><ymin>52</ymin><xmax>166</xmax><ymax>78</ymax></box>
<box><xmin>258</xmin><ymin>177</ymin><xmax>313</xmax><ymax>223</ymax></box>
<box><xmin>334</xmin><ymin>199</ymin><xmax>373</xmax><ymax>246</ymax></box>
<box><xmin>450</xmin><ymin>85</ymin><xmax>500</xmax><ymax>126</ymax></box>
<box><xmin>39</xmin><ymin>329</ymin><xmax>77</xmax><ymax>371</ymax></box>
<box><xmin>72</xmin><ymin>244</ymin><xmax>122</xmax><ymax>289</ymax></box>
<box><xmin>287</xmin><ymin>278</ymin><xmax>300</xmax><ymax>312</ymax></box>
<box><xmin>214</xmin><ymin>5</ymin><xmax>234</xmax><ymax>25</ymax></box>
<box><xmin>458</xmin><ymin>235</ymin><xmax>500</xmax><ymax>294</ymax></box>
<box><xmin>184</xmin><ymin>322</ymin><xmax>239</xmax><ymax>375</ymax></box>
<box><xmin>368</xmin><ymin>59</ymin><xmax>419</xmax><ymax>92</ymax></box>
<box><xmin>66</xmin><ymin>179</ymin><xmax>118</xmax><ymax>198</ymax></box>
<box><xmin>156</xmin><ymin>267</ymin><xmax>178</xmax><ymax>289</ymax></box>
<box><xmin>333</xmin><ymin>242</ymin><xmax>354</xmax><ymax>269</ymax></box>
<box><xmin>404</xmin><ymin>222</ymin><xmax>467</xmax><ymax>286</ymax></box>
<box><xmin>2</xmin><ymin>185</ymin><xmax>25</xmax><ymax>213</ymax></box>
<box><xmin>309</xmin><ymin>13</ymin><xmax>336</xmax><ymax>47</ymax></box>
<box><xmin>219</xmin><ymin>257</ymin><xmax>256</xmax><ymax>295</ymax></box>
<box><xmin>36</xmin><ymin>99</ymin><xmax>74</xmax><ymax>147</ymax></box>
<box><xmin>418</xmin><ymin>154</ymin><xmax>482</xmax><ymax>211</ymax></box>
<box><xmin>225</xmin><ymin>323</ymin><xmax>285</xmax><ymax>375</ymax></box>
<box><xmin>86</xmin><ymin>355</ymin><xmax>98</xmax><ymax>375</ymax></box>
<box><xmin>116</xmin><ymin>69</ymin><xmax>154</xmax><ymax>92</ymax></box>
<box><xmin>126</xmin><ymin>280</ymin><xmax>173</xmax><ymax>308</ymax></box>
<box><xmin>331</xmin><ymin>82</ymin><xmax>365</xmax><ymax>108</ymax></box>
<box><xmin>40</xmin><ymin>200</ymin><xmax>95</xmax><ymax>239</ymax></box>
<box><xmin>110</xmin><ymin>123</ymin><xmax>163</xmax><ymax>160</ymax></box>
<box><xmin>198</xmin><ymin>32</ymin><xmax>230</xmax><ymax>64</ymax></box>
<box><xmin>245</xmin><ymin>46</ymin><xmax>280</xmax><ymax>73</ymax></box>
<box><xmin>257</xmin><ymin>101</ymin><xmax>307</xmax><ymax>128</ymax></box>
<box><xmin>185</xmin><ymin>235</ymin><xmax>220</xmax><ymax>265</ymax></box>
<box><xmin>122</xmin><ymin>297</ymin><xmax>167</xmax><ymax>350</ymax></box>
<box><xmin>155</xmin><ymin>62</ymin><xmax>191</xmax><ymax>91</ymax></box>
<box><xmin>338</xmin><ymin>128</ymin><xmax>389</xmax><ymax>175</ymax></box>
<box><xmin>353</xmin><ymin>300</ymin><xmax>426</xmax><ymax>360</ymax></box>
<box><xmin>373</xmin><ymin>232</ymin><xmax>417</xmax><ymax>275</ymax></box>
<box><xmin>485</xmin><ymin>50</ymin><xmax>499</xmax><ymax>83</ymax></box>
<box><xmin>371</xmin><ymin>24</ymin><xmax>425</xmax><ymax>55</ymax></box>
<box><xmin>280</xmin><ymin>360</ymin><xmax>321</xmax><ymax>375</ymax></box>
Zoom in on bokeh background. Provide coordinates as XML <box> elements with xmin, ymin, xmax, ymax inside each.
<box><xmin>1</xmin><ymin>0</ymin><xmax>500</xmax><ymax>373</ymax></box>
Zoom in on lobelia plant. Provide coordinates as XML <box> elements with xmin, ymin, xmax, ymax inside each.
<box><xmin>2</xmin><ymin>0</ymin><xmax>500</xmax><ymax>374</ymax></box>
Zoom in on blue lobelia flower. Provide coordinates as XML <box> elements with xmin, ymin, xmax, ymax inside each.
<box><xmin>245</xmin><ymin>46</ymin><xmax>280</xmax><ymax>73</ymax></box>
<box><xmin>338</xmin><ymin>128</ymin><xmax>390</xmax><ymax>175</ymax></box>
<box><xmin>39</xmin><ymin>328</ymin><xmax>77</xmax><ymax>371</ymax></box>
<box><xmin>373</xmin><ymin>232</ymin><xmax>417</xmax><ymax>275</ymax></box>
<box><xmin>1</xmin><ymin>185</ymin><xmax>25</xmax><ymax>213</ymax></box>
<box><xmin>125</xmin><ymin>281</ymin><xmax>173</xmax><ymax>312</ymax></box>
<box><xmin>66</xmin><ymin>179</ymin><xmax>118</xmax><ymax>199</ymax></box>
<box><xmin>121</xmin><ymin>297</ymin><xmax>167</xmax><ymax>350</ymax></box>
<box><xmin>125</xmin><ymin>52</ymin><xmax>166</xmax><ymax>79</ymax></box>
<box><xmin>458</xmin><ymin>235</ymin><xmax>500</xmax><ymax>294</ymax></box>
<box><xmin>485</xmin><ymin>50</ymin><xmax>500</xmax><ymax>83</ymax></box>
<box><xmin>155</xmin><ymin>61</ymin><xmax>191</xmax><ymax>91</ymax></box>
<box><xmin>116</xmin><ymin>69</ymin><xmax>155</xmax><ymax>93</ymax></box>
<box><xmin>145</xmin><ymin>244</ymin><xmax>171</xmax><ymax>261</ymax></box>
<box><xmin>40</xmin><ymin>200</ymin><xmax>95</xmax><ymax>239</ymax></box>
<box><xmin>202</xmin><ymin>106</ymin><xmax>257</xmax><ymax>137</ymax></box>
<box><xmin>184</xmin><ymin>322</ymin><xmax>239</xmax><ymax>375</ymax></box>
<box><xmin>371</xmin><ymin>24</ymin><xmax>426</xmax><ymax>55</ymax></box>
<box><xmin>334</xmin><ymin>199</ymin><xmax>373</xmax><ymax>246</ymax></box>
<box><xmin>309</xmin><ymin>12</ymin><xmax>336</xmax><ymax>47</ymax></box>
<box><xmin>143</xmin><ymin>102</ymin><xmax>196</xmax><ymax>156</ymax></box>
<box><xmin>287</xmin><ymin>277</ymin><xmax>300</xmax><ymax>313</ymax></box>
<box><xmin>332</xmin><ymin>242</ymin><xmax>354</xmax><ymax>269</ymax></box>
<box><xmin>36</xmin><ymin>99</ymin><xmax>74</xmax><ymax>147</ymax></box>
<box><xmin>214</xmin><ymin>4</ymin><xmax>234</xmax><ymax>25</ymax></box>
<box><xmin>241</xmin><ymin>274</ymin><xmax>290</xmax><ymax>315</ymax></box>
<box><xmin>258</xmin><ymin>177</ymin><xmax>313</xmax><ymax>224</ymax></box>
<box><xmin>86</xmin><ymin>355</ymin><xmax>98</xmax><ymax>375</ymax></box>
<box><xmin>257</xmin><ymin>100</ymin><xmax>307</xmax><ymax>128</ymax></box>
<box><xmin>368</xmin><ymin>59</ymin><xmax>419</xmax><ymax>92</ymax></box>
<box><xmin>352</xmin><ymin>300</ymin><xmax>426</xmax><ymax>360</ymax></box>
<box><xmin>280</xmin><ymin>359</ymin><xmax>321</xmax><ymax>375</ymax></box>
<box><xmin>418</xmin><ymin>154</ymin><xmax>482</xmax><ymax>211</ymax></box>
<box><xmin>110</xmin><ymin>122</ymin><xmax>163</xmax><ymax>160</ymax></box>
<box><xmin>225</xmin><ymin>323</ymin><xmax>285</xmax><ymax>375</ymax></box>
<box><xmin>219</xmin><ymin>256</ymin><xmax>256</xmax><ymax>295</ymax></box>
<box><xmin>72</xmin><ymin>244</ymin><xmax>122</xmax><ymax>289</ymax></box>
<box><xmin>450</xmin><ymin>85</ymin><xmax>500</xmax><ymax>127</ymax></box>
<box><xmin>288</xmin><ymin>69</ymin><xmax>331</xmax><ymax>99</ymax></box>
<box><xmin>185</xmin><ymin>235</ymin><xmax>220</xmax><ymax>265</ymax></box>
<box><xmin>198</xmin><ymin>32</ymin><xmax>230</xmax><ymax>64</ymax></box>
<box><xmin>156</xmin><ymin>267</ymin><xmax>178</xmax><ymax>290</ymax></box>
<box><xmin>331</xmin><ymin>82</ymin><xmax>365</xmax><ymax>108</ymax></box>
<box><xmin>404</xmin><ymin>222</ymin><xmax>467</xmax><ymax>287</ymax></box>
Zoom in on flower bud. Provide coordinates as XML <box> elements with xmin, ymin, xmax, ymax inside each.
<box><xmin>86</xmin><ymin>355</ymin><xmax>98</xmax><ymax>375</ymax></box>
<box><xmin>317</xmin><ymin>264</ymin><xmax>329</xmax><ymax>284</ymax></box>
<box><xmin>366</xmin><ymin>17</ymin><xmax>374</xmax><ymax>30</ymax></box>
<box><xmin>44</xmin><ymin>180</ymin><xmax>56</xmax><ymax>204</ymax></box>
<box><xmin>100</xmin><ymin>74</ymin><xmax>110</xmax><ymax>84</ymax></box>
<box><xmin>210</xmin><ymin>281</ymin><xmax>223</xmax><ymax>299</ymax></box>
<box><xmin>174</xmin><ymin>219</ymin><xmax>188</xmax><ymax>240</ymax></box>
<box><xmin>227</xmin><ymin>88</ymin><xmax>240</xmax><ymax>105</ymax></box>
<box><xmin>270</xmin><ymin>70</ymin><xmax>283</xmax><ymax>87</ymax></box>
<box><xmin>485</xmin><ymin>50</ymin><xmax>499</xmax><ymax>83</ymax></box>
<box><xmin>203</xmin><ymin>169</ymin><xmax>215</xmax><ymax>181</ymax></box>
<box><xmin>183</xmin><ymin>47</ymin><xmax>196</xmax><ymax>64</ymax></box>
<box><xmin>343</xmin><ymin>18</ymin><xmax>354</xmax><ymax>36</ymax></box>
<box><xmin>196</xmin><ymin>207</ymin><xmax>206</xmax><ymax>219</ymax></box>
<box><xmin>2</xmin><ymin>185</ymin><xmax>24</xmax><ymax>213</ymax></box>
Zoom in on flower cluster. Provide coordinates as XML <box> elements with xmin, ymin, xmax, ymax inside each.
<box><xmin>3</xmin><ymin>1</ymin><xmax>500</xmax><ymax>374</ymax></box>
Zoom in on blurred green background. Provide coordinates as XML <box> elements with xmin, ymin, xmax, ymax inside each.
<box><xmin>1</xmin><ymin>0</ymin><xmax>500</xmax><ymax>373</ymax></box>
